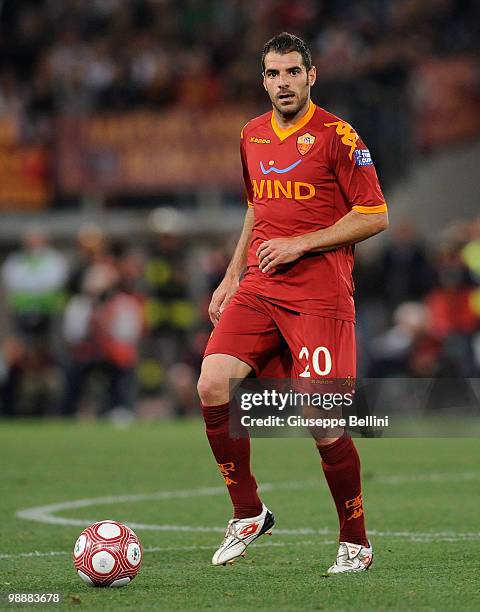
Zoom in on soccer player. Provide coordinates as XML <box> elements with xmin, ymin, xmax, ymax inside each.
<box><xmin>197</xmin><ymin>32</ymin><xmax>388</xmax><ymax>573</ymax></box>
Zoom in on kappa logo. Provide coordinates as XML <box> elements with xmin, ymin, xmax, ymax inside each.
<box><xmin>218</xmin><ymin>462</ymin><xmax>238</xmax><ymax>486</ymax></box>
<box><xmin>297</xmin><ymin>132</ymin><xmax>316</xmax><ymax>155</ymax></box>
<box><xmin>345</xmin><ymin>493</ymin><xmax>364</xmax><ymax>521</ymax></box>
<box><xmin>250</xmin><ymin>136</ymin><xmax>271</xmax><ymax>144</ymax></box>
<box><xmin>342</xmin><ymin>375</ymin><xmax>356</xmax><ymax>388</ymax></box>
<box><xmin>324</xmin><ymin>121</ymin><xmax>359</xmax><ymax>159</ymax></box>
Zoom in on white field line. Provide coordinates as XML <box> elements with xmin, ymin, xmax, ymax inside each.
<box><xmin>0</xmin><ymin>540</ymin><xmax>336</xmax><ymax>560</ymax></box>
<box><xmin>8</xmin><ymin>471</ymin><xmax>478</xmax><ymax>563</ymax></box>
<box><xmin>375</xmin><ymin>472</ymin><xmax>480</xmax><ymax>484</ymax></box>
<box><xmin>16</xmin><ymin>480</ymin><xmax>316</xmax><ymax>527</ymax></box>
<box><xmin>16</xmin><ymin>472</ymin><xmax>479</xmax><ymax>530</ymax></box>
<box><xmin>0</xmin><ymin>531</ymin><xmax>477</xmax><ymax>562</ymax></box>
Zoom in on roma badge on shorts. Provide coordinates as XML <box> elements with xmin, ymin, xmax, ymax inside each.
<box><xmin>297</xmin><ymin>132</ymin><xmax>316</xmax><ymax>156</ymax></box>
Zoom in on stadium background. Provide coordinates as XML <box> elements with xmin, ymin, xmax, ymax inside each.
<box><xmin>1</xmin><ymin>0</ymin><xmax>479</xmax><ymax>419</ymax></box>
<box><xmin>1</xmin><ymin>2</ymin><xmax>480</xmax><ymax>610</ymax></box>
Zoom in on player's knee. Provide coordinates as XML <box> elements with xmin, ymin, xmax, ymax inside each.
<box><xmin>197</xmin><ymin>372</ymin><xmax>229</xmax><ymax>406</ymax></box>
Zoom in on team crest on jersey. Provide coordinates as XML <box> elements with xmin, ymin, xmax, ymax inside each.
<box><xmin>296</xmin><ymin>132</ymin><xmax>316</xmax><ymax>156</ymax></box>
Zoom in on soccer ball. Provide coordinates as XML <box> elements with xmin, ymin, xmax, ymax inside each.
<box><xmin>73</xmin><ymin>520</ymin><xmax>142</xmax><ymax>587</ymax></box>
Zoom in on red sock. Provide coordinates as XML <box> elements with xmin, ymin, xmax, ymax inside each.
<box><xmin>317</xmin><ymin>433</ymin><xmax>369</xmax><ymax>547</ymax></box>
<box><xmin>202</xmin><ymin>402</ymin><xmax>262</xmax><ymax>519</ymax></box>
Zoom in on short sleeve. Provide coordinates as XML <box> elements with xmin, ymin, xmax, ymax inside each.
<box><xmin>240</xmin><ymin>131</ymin><xmax>254</xmax><ymax>208</ymax></box>
<box><xmin>328</xmin><ymin>121</ymin><xmax>387</xmax><ymax>214</ymax></box>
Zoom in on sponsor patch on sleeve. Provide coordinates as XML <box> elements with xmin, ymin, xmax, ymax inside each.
<box><xmin>354</xmin><ymin>149</ymin><xmax>373</xmax><ymax>166</ymax></box>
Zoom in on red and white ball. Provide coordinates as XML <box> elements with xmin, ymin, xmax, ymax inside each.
<box><xmin>73</xmin><ymin>520</ymin><xmax>142</xmax><ymax>587</ymax></box>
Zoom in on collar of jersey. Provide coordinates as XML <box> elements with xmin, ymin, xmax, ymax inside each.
<box><xmin>270</xmin><ymin>99</ymin><xmax>316</xmax><ymax>142</ymax></box>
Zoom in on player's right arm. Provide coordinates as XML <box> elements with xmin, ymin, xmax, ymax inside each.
<box><xmin>208</xmin><ymin>206</ymin><xmax>254</xmax><ymax>326</ymax></box>
<box><xmin>208</xmin><ymin>126</ymin><xmax>255</xmax><ymax>326</ymax></box>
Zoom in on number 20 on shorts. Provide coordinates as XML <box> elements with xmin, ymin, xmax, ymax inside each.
<box><xmin>298</xmin><ymin>346</ymin><xmax>332</xmax><ymax>377</ymax></box>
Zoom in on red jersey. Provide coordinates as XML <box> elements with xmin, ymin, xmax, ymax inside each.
<box><xmin>240</xmin><ymin>100</ymin><xmax>387</xmax><ymax>321</ymax></box>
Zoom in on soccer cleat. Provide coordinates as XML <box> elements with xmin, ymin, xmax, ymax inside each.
<box><xmin>327</xmin><ymin>541</ymin><xmax>373</xmax><ymax>574</ymax></box>
<box><xmin>212</xmin><ymin>504</ymin><xmax>275</xmax><ymax>566</ymax></box>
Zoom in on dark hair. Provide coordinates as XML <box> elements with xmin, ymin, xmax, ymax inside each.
<box><xmin>261</xmin><ymin>32</ymin><xmax>312</xmax><ymax>72</ymax></box>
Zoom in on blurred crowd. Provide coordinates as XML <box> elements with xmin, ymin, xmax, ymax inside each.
<box><xmin>2</xmin><ymin>0</ymin><xmax>478</xmax><ymax>115</ymax></box>
<box><xmin>0</xmin><ymin>222</ymin><xmax>212</xmax><ymax>419</ymax></box>
<box><xmin>0</xmin><ymin>0</ymin><xmax>479</xmax><ymax>418</ymax></box>
<box><xmin>1</xmin><ymin>216</ymin><xmax>480</xmax><ymax>419</ymax></box>
<box><xmin>355</xmin><ymin>217</ymin><xmax>480</xmax><ymax>379</ymax></box>
<box><xmin>1</xmin><ymin>0</ymin><xmax>479</xmax><ymax>187</ymax></box>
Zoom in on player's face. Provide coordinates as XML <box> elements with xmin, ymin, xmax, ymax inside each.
<box><xmin>263</xmin><ymin>51</ymin><xmax>316</xmax><ymax>119</ymax></box>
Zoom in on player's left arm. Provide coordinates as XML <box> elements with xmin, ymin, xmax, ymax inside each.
<box><xmin>257</xmin><ymin>210</ymin><xmax>388</xmax><ymax>272</ymax></box>
<box><xmin>257</xmin><ymin>125</ymin><xmax>388</xmax><ymax>273</ymax></box>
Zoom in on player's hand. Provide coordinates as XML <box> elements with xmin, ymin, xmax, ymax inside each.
<box><xmin>208</xmin><ymin>275</ymin><xmax>240</xmax><ymax>326</ymax></box>
<box><xmin>256</xmin><ymin>236</ymin><xmax>307</xmax><ymax>273</ymax></box>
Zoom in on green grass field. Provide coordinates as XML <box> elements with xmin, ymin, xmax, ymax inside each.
<box><xmin>0</xmin><ymin>420</ymin><xmax>479</xmax><ymax>611</ymax></box>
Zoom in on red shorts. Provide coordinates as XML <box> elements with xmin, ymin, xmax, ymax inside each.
<box><xmin>204</xmin><ymin>290</ymin><xmax>356</xmax><ymax>378</ymax></box>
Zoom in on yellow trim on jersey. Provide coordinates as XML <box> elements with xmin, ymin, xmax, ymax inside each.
<box><xmin>247</xmin><ymin>201</ymin><xmax>254</xmax><ymax>208</ymax></box>
<box><xmin>240</xmin><ymin>122</ymin><xmax>249</xmax><ymax>139</ymax></box>
<box><xmin>271</xmin><ymin>100</ymin><xmax>316</xmax><ymax>141</ymax></box>
<box><xmin>352</xmin><ymin>203</ymin><xmax>388</xmax><ymax>214</ymax></box>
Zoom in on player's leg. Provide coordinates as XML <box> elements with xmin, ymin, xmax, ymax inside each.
<box><xmin>198</xmin><ymin>293</ymin><xmax>280</xmax><ymax>565</ymax></box>
<box><xmin>277</xmin><ymin>312</ymin><xmax>372</xmax><ymax>572</ymax></box>
<box><xmin>198</xmin><ymin>352</ymin><xmax>262</xmax><ymax>518</ymax></box>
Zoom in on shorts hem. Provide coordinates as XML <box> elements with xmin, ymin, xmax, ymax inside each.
<box><xmin>203</xmin><ymin>350</ymin><xmax>260</xmax><ymax>377</ymax></box>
